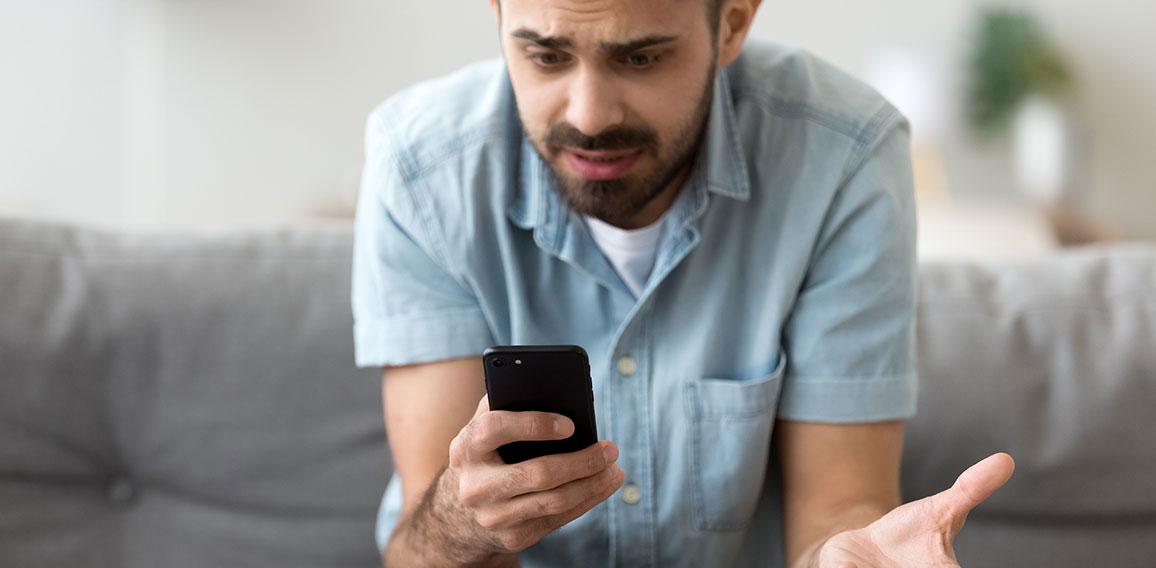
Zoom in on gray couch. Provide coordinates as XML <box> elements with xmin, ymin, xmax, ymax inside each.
<box><xmin>1</xmin><ymin>215</ymin><xmax>1153</xmax><ymax>567</ymax></box>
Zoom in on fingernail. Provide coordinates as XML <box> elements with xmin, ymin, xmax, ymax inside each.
<box><xmin>603</xmin><ymin>443</ymin><xmax>618</xmax><ymax>465</ymax></box>
<box><xmin>555</xmin><ymin>417</ymin><xmax>573</xmax><ymax>436</ymax></box>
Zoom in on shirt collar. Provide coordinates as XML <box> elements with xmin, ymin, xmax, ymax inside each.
<box><xmin>508</xmin><ymin>66</ymin><xmax>751</xmax><ymax>231</ymax></box>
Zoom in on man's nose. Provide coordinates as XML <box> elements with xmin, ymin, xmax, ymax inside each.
<box><xmin>564</xmin><ymin>68</ymin><xmax>624</xmax><ymax>138</ymax></box>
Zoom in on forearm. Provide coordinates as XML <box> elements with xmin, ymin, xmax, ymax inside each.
<box><xmin>788</xmin><ymin>502</ymin><xmax>893</xmax><ymax>568</ymax></box>
<box><xmin>383</xmin><ymin>468</ymin><xmax>519</xmax><ymax>568</ymax></box>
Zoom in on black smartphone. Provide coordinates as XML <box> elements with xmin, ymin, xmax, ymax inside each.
<box><xmin>482</xmin><ymin>345</ymin><xmax>598</xmax><ymax>464</ymax></box>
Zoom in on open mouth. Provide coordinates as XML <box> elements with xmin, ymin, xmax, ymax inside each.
<box><xmin>564</xmin><ymin>149</ymin><xmax>642</xmax><ymax>180</ymax></box>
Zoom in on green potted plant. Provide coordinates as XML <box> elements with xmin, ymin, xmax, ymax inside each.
<box><xmin>966</xmin><ymin>6</ymin><xmax>1075</xmax><ymax>203</ymax></box>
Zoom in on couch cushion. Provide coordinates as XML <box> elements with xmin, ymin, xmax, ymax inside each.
<box><xmin>907</xmin><ymin>244</ymin><xmax>1156</xmax><ymax>567</ymax></box>
<box><xmin>0</xmin><ymin>216</ymin><xmax>390</xmax><ymax>567</ymax></box>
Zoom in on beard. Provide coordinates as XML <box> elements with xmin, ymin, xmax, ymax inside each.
<box><xmin>524</xmin><ymin>59</ymin><xmax>718</xmax><ymax>226</ymax></box>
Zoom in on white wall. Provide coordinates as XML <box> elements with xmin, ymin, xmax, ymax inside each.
<box><xmin>754</xmin><ymin>0</ymin><xmax>1156</xmax><ymax>240</ymax></box>
<box><xmin>1</xmin><ymin>0</ymin><xmax>126</xmax><ymax>226</ymax></box>
<box><xmin>1</xmin><ymin>0</ymin><xmax>1153</xmax><ymax>237</ymax></box>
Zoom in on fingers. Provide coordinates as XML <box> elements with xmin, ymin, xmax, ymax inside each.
<box><xmin>465</xmin><ymin>410</ymin><xmax>576</xmax><ymax>456</ymax></box>
<box><xmin>533</xmin><ymin>461</ymin><xmax>627</xmax><ymax>533</ymax></box>
<box><xmin>451</xmin><ymin>439</ymin><xmax>625</xmax><ymax>554</ymax></box>
<box><xmin>479</xmin><ymin>462</ymin><xmax>625</xmax><ymax>529</ymax></box>
<box><xmin>934</xmin><ymin>452</ymin><xmax>1015</xmax><ymax>529</ymax></box>
<box><xmin>474</xmin><ymin>394</ymin><xmax>490</xmax><ymax>417</ymax></box>
<box><xmin>502</xmin><ymin>441</ymin><xmax>619</xmax><ymax>494</ymax></box>
<box><xmin>459</xmin><ymin>440</ymin><xmax>618</xmax><ymax>502</ymax></box>
<box><xmin>475</xmin><ymin>463</ymin><xmax>626</xmax><ymax>553</ymax></box>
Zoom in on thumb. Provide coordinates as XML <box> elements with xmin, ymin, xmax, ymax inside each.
<box><xmin>934</xmin><ymin>452</ymin><xmax>1015</xmax><ymax>532</ymax></box>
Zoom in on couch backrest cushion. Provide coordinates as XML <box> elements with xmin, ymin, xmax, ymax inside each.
<box><xmin>5</xmin><ymin>215</ymin><xmax>1154</xmax><ymax>567</ymax></box>
<box><xmin>0</xmin><ymin>217</ymin><xmax>390</xmax><ymax>568</ymax></box>
<box><xmin>907</xmin><ymin>244</ymin><xmax>1156</xmax><ymax>567</ymax></box>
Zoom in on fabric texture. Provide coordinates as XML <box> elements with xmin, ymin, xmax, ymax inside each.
<box><xmin>351</xmin><ymin>39</ymin><xmax>918</xmax><ymax>567</ymax></box>
<box><xmin>908</xmin><ymin>244</ymin><xmax>1156</xmax><ymax>567</ymax></box>
<box><xmin>0</xmin><ymin>217</ymin><xmax>391</xmax><ymax>568</ymax></box>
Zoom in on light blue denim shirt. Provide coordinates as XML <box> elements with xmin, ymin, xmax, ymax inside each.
<box><xmin>352</xmin><ymin>39</ymin><xmax>917</xmax><ymax>568</ymax></box>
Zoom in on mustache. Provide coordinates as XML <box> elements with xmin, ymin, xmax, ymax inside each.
<box><xmin>545</xmin><ymin>122</ymin><xmax>658</xmax><ymax>153</ymax></box>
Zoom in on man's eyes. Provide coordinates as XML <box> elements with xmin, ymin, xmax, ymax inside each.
<box><xmin>529</xmin><ymin>52</ymin><xmax>569</xmax><ymax>67</ymax></box>
<box><xmin>526</xmin><ymin>51</ymin><xmax>663</xmax><ymax>70</ymax></box>
<box><xmin>620</xmin><ymin>52</ymin><xmax>662</xmax><ymax>69</ymax></box>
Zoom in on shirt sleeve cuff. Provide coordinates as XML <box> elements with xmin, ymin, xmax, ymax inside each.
<box><xmin>353</xmin><ymin>308</ymin><xmax>494</xmax><ymax>368</ymax></box>
<box><xmin>776</xmin><ymin>373</ymin><xmax>917</xmax><ymax>423</ymax></box>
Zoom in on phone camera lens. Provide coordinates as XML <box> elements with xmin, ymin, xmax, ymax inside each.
<box><xmin>492</xmin><ymin>359</ymin><xmax>505</xmax><ymax>368</ymax></box>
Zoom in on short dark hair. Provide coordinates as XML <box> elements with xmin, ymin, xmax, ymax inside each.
<box><xmin>496</xmin><ymin>0</ymin><xmax>727</xmax><ymax>37</ymax></box>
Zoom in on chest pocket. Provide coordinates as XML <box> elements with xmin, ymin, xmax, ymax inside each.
<box><xmin>684</xmin><ymin>353</ymin><xmax>786</xmax><ymax>531</ymax></box>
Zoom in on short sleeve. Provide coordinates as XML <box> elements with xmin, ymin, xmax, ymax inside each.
<box><xmin>777</xmin><ymin>116</ymin><xmax>918</xmax><ymax>423</ymax></box>
<box><xmin>351</xmin><ymin>110</ymin><xmax>494</xmax><ymax>368</ymax></box>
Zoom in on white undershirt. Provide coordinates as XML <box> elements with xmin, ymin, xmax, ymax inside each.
<box><xmin>584</xmin><ymin>213</ymin><xmax>668</xmax><ymax>298</ymax></box>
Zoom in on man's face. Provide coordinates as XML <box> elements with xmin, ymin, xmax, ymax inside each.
<box><xmin>498</xmin><ymin>0</ymin><xmax>719</xmax><ymax>226</ymax></box>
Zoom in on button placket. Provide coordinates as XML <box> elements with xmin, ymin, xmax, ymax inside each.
<box><xmin>610</xmin><ymin>325</ymin><xmax>656</xmax><ymax>567</ymax></box>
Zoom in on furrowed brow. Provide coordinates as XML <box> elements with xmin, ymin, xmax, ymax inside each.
<box><xmin>511</xmin><ymin>28</ymin><xmax>574</xmax><ymax>49</ymax></box>
<box><xmin>600</xmin><ymin>35</ymin><xmax>679</xmax><ymax>56</ymax></box>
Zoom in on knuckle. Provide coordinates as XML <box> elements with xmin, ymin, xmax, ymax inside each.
<box><xmin>521</xmin><ymin>463</ymin><xmax>552</xmax><ymax>490</ymax></box>
<box><xmin>466</xmin><ymin>415</ymin><xmax>488</xmax><ymax>440</ymax></box>
<box><xmin>505</xmin><ymin>470</ymin><xmax>526</xmax><ymax>492</ymax></box>
<box><xmin>496</xmin><ymin>531</ymin><xmax>531</xmax><ymax>552</ymax></box>
<box><xmin>597</xmin><ymin>464</ymin><xmax>615</xmax><ymax>486</ymax></box>
<box><xmin>459</xmin><ymin>419</ymin><xmax>482</xmax><ymax>447</ymax></box>
<box><xmin>507</xmin><ymin>465</ymin><xmax>533</xmax><ymax>490</ymax></box>
<box><xmin>448</xmin><ymin>435</ymin><xmax>467</xmax><ymax>465</ymax></box>
<box><xmin>528</xmin><ymin>415</ymin><xmax>553</xmax><ymax>439</ymax></box>
<box><xmin>474</xmin><ymin>510</ymin><xmax>503</xmax><ymax>531</ymax></box>
<box><xmin>922</xmin><ymin>497</ymin><xmax>954</xmax><ymax>530</ymax></box>
<box><xmin>538</xmin><ymin>494</ymin><xmax>568</xmax><ymax>516</ymax></box>
<box><xmin>482</xmin><ymin>412</ymin><xmax>505</xmax><ymax>435</ymax></box>
<box><xmin>955</xmin><ymin>476</ymin><xmax>980</xmax><ymax>506</ymax></box>
<box><xmin>599</xmin><ymin>476</ymin><xmax>619</xmax><ymax>498</ymax></box>
<box><xmin>585</xmin><ymin>447</ymin><xmax>609</xmax><ymax>473</ymax></box>
<box><xmin>457</xmin><ymin>478</ymin><xmax>485</xmax><ymax>508</ymax></box>
<box><xmin>475</xmin><ymin>413</ymin><xmax>507</xmax><ymax>447</ymax></box>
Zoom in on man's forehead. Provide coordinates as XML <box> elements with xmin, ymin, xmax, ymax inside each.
<box><xmin>500</xmin><ymin>0</ymin><xmax>701</xmax><ymax>44</ymax></box>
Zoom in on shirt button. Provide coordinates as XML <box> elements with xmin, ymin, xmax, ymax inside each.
<box><xmin>621</xmin><ymin>483</ymin><xmax>641</xmax><ymax>505</ymax></box>
<box><xmin>617</xmin><ymin>356</ymin><xmax>637</xmax><ymax>376</ymax></box>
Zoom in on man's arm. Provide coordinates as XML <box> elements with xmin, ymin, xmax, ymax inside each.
<box><xmin>775</xmin><ymin>419</ymin><xmax>905</xmax><ymax>568</ymax></box>
<box><xmin>775</xmin><ymin>419</ymin><xmax>1015</xmax><ymax>568</ymax></box>
<box><xmin>381</xmin><ymin>358</ymin><xmax>625</xmax><ymax>567</ymax></box>
<box><xmin>381</xmin><ymin>358</ymin><xmax>505</xmax><ymax>566</ymax></box>
<box><xmin>383</xmin><ymin>358</ymin><xmax>485</xmax><ymax>526</ymax></box>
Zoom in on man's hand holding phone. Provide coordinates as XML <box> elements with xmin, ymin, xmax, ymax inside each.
<box><xmin>436</xmin><ymin>395</ymin><xmax>625</xmax><ymax>557</ymax></box>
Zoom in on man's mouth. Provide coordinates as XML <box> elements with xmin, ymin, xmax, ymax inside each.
<box><xmin>564</xmin><ymin>149</ymin><xmax>642</xmax><ymax>180</ymax></box>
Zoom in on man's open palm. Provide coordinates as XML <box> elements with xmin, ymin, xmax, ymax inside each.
<box><xmin>813</xmin><ymin>453</ymin><xmax>1016</xmax><ymax>568</ymax></box>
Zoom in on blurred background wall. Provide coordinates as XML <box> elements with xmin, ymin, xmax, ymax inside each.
<box><xmin>1</xmin><ymin>0</ymin><xmax>1153</xmax><ymax>240</ymax></box>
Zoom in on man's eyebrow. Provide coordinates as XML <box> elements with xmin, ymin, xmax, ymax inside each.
<box><xmin>510</xmin><ymin>29</ymin><xmax>678</xmax><ymax>55</ymax></box>
<box><xmin>511</xmin><ymin>28</ymin><xmax>574</xmax><ymax>49</ymax></box>
<box><xmin>599</xmin><ymin>35</ymin><xmax>679</xmax><ymax>56</ymax></box>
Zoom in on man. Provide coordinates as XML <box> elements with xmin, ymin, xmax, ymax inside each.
<box><xmin>351</xmin><ymin>0</ymin><xmax>1016</xmax><ymax>566</ymax></box>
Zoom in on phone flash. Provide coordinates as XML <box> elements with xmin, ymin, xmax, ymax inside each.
<box><xmin>515</xmin><ymin>359</ymin><xmax>522</xmax><ymax>365</ymax></box>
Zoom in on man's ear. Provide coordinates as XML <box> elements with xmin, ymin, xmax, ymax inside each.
<box><xmin>717</xmin><ymin>0</ymin><xmax>763</xmax><ymax>69</ymax></box>
<box><xmin>489</xmin><ymin>0</ymin><xmax>500</xmax><ymax>26</ymax></box>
